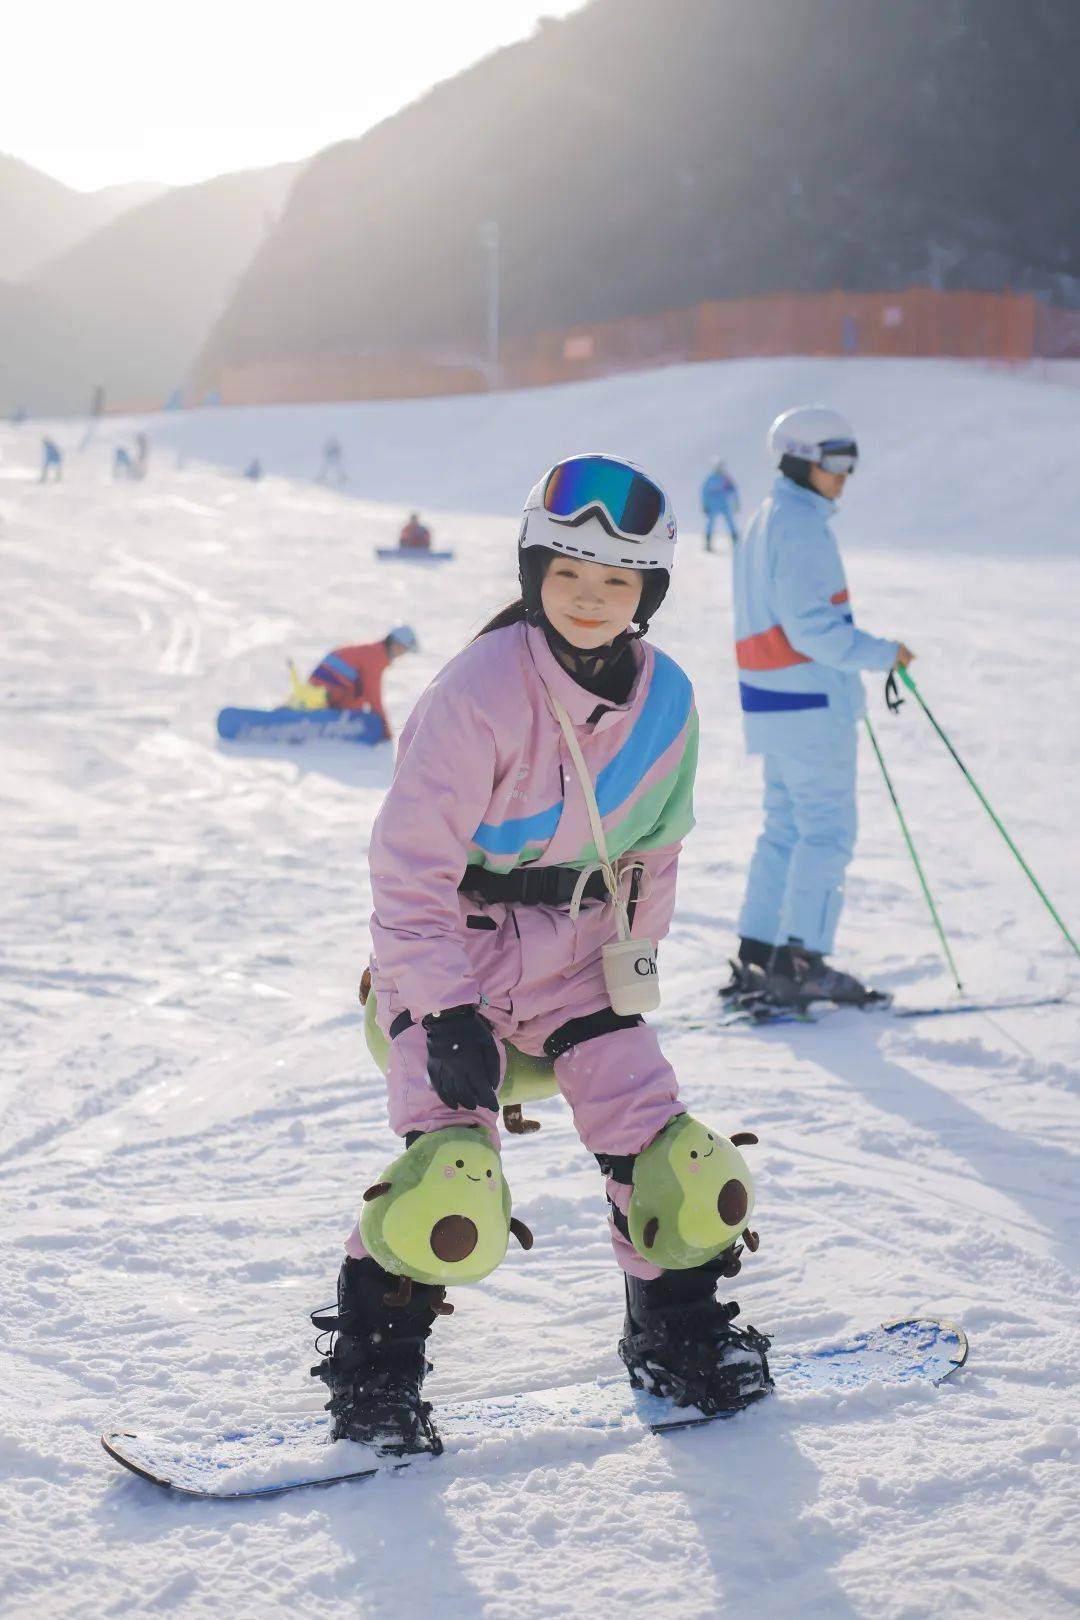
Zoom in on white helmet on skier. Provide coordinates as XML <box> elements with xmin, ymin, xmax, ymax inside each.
<box><xmin>518</xmin><ymin>453</ymin><xmax>676</xmax><ymax>631</ymax></box>
<box><xmin>768</xmin><ymin>406</ymin><xmax>858</xmax><ymax>474</ymax></box>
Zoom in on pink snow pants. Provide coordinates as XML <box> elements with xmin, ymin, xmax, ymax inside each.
<box><xmin>345</xmin><ymin>920</ymin><xmax>684</xmax><ymax>1279</ymax></box>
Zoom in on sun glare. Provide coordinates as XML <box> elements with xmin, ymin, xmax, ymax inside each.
<box><xmin>2</xmin><ymin>0</ymin><xmax>585</xmax><ymax>190</ymax></box>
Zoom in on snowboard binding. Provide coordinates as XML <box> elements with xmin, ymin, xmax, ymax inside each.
<box><xmin>311</xmin><ymin>1257</ymin><xmax>446</xmax><ymax>1455</ymax></box>
<box><xmin>619</xmin><ymin>1268</ymin><xmax>774</xmax><ymax>1417</ymax></box>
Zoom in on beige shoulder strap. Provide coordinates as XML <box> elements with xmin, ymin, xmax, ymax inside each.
<box><xmin>546</xmin><ymin>690</ymin><xmax>630</xmax><ymax>944</ymax></box>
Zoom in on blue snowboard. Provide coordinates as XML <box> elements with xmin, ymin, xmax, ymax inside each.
<box><xmin>216</xmin><ymin>706</ymin><xmax>386</xmax><ymax>744</ymax></box>
<box><xmin>375</xmin><ymin>547</ymin><xmax>455</xmax><ymax>562</ymax></box>
<box><xmin>102</xmin><ymin>1319</ymin><xmax>967</xmax><ymax>1499</ymax></box>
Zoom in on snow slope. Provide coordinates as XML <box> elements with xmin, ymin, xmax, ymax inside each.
<box><xmin>1</xmin><ymin>360</ymin><xmax>1078</xmax><ymax>1620</ymax></box>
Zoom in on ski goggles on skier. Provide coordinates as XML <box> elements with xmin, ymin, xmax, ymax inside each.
<box><xmin>543</xmin><ymin>456</ymin><xmax>666</xmax><ymax>539</ymax></box>
<box><xmin>817</xmin><ymin>438</ymin><xmax>859</xmax><ymax>475</ymax></box>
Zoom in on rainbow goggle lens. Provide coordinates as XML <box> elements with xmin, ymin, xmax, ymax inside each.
<box><xmin>543</xmin><ymin>457</ymin><xmax>666</xmax><ymax>539</ymax></box>
<box><xmin>817</xmin><ymin>439</ymin><xmax>859</xmax><ymax>475</ymax></box>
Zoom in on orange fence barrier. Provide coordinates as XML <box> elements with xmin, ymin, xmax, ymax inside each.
<box><xmin>209</xmin><ymin>287</ymin><xmax>1053</xmax><ymax>407</ymax></box>
<box><xmin>1037</xmin><ymin>304</ymin><xmax>1080</xmax><ymax>359</ymax></box>
<box><xmin>501</xmin><ymin>289</ymin><xmax>1040</xmax><ymax>389</ymax></box>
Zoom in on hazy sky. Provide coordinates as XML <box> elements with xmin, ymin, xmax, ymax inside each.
<box><xmin>3</xmin><ymin>1</ymin><xmax>587</xmax><ymax>193</ymax></box>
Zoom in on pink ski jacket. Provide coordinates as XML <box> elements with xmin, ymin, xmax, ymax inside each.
<box><xmin>368</xmin><ymin>621</ymin><xmax>698</xmax><ymax>1020</ymax></box>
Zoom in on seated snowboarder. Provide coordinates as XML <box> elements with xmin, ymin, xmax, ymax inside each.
<box><xmin>398</xmin><ymin>513</ymin><xmax>432</xmax><ymax>551</ymax></box>
<box><xmin>288</xmin><ymin>626</ymin><xmax>418</xmax><ymax>740</ymax></box>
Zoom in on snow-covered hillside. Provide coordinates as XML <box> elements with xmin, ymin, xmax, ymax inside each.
<box><xmin>1</xmin><ymin>360</ymin><xmax>1078</xmax><ymax>1619</ymax></box>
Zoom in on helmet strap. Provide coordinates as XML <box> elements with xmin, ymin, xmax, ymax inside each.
<box><xmin>779</xmin><ymin>453</ymin><xmax>816</xmax><ymax>491</ymax></box>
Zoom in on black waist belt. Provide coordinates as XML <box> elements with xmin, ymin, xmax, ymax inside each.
<box><xmin>459</xmin><ymin>864</ymin><xmax>608</xmax><ymax>908</ymax></box>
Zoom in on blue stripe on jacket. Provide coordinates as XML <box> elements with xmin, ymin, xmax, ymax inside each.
<box><xmin>313</xmin><ymin>651</ymin><xmax>358</xmax><ymax>689</ymax></box>
<box><xmin>739</xmin><ymin>681</ymin><xmax>829</xmax><ymax>713</ymax></box>
<box><xmin>472</xmin><ymin>650</ymin><xmax>693</xmax><ymax>857</ymax></box>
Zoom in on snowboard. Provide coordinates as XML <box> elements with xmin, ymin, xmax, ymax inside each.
<box><xmin>101</xmin><ymin>1317</ymin><xmax>966</xmax><ymax>1500</ymax></box>
<box><xmin>714</xmin><ymin>993</ymin><xmax>1066</xmax><ymax>1029</ymax></box>
<box><xmin>216</xmin><ymin>706</ymin><xmax>386</xmax><ymax>744</ymax></box>
<box><xmin>375</xmin><ymin>547</ymin><xmax>455</xmax><ymax>562</ymax></box>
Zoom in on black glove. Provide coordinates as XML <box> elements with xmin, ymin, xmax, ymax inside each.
<box><xmin>421</xmin><ymin>1005</ymin><xmax>501</xmax><ymax>1113</ymax></box>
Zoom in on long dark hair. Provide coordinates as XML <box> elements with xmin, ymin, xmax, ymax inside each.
<box><xmin>474</xmin><ymin>598</ymin><xmax>528</xmax><ymax>640</ymax></box>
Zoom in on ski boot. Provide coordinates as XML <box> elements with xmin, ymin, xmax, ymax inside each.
<box><xmin>311</xmin><ymin>1255</ymin><xmax>450</xmax><ymax>1454</ymax></box>
<box><xmin>763</xmin><ymin>944</ymin><xmax>891</xmax><ymax>1009</ymax></box>
<box><xmin>618</xmin><ymin>1260</ymin><xmax>773</xmax><ymax>1417</ymax></box>
<box><xmin>718</xmin><ymin>937</ymin><xmax>772</xmax><ymax>1004</ymax></box>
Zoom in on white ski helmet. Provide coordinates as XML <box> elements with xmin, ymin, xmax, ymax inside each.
<box><xmin>520</xmin><ymin>453</ymin><xmax>677</xmax><ymax>573</ymax></box>
<box><xmin>767</xmin><ymin>406</ymin><xmax>859</xmax><ymax>473</ymax></box>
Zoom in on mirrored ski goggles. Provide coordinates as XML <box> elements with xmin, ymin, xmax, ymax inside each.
<box><xmin>543</xmin><ymin>457</ymin><xmax>665</xmax><ymax>537</ymax></box>
<box><xmin>817</xmin><ymin>439</ymin><xmax>859</xmax><ymax>475</ymax></box>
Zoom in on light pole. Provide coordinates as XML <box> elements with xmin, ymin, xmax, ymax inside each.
<box><xmin>479</xmin><ymin>220</ymin><xmax>500</xmax><ymax>390</ymax></box>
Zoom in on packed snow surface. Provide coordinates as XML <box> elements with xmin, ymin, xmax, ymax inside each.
<box><xmin>1</xmin><ymin>359</ymin><xmax>1078</xmax><ymax>1619</ymax></box>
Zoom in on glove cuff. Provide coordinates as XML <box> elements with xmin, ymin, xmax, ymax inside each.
<box><xmin>422</xmin><ymin>1004</ymin><xmax>481</xmax><ymax>1029</ymax></box>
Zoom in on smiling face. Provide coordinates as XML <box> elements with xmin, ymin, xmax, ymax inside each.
<box><xmin>540</xmin><ymin>556</ymin><xmax>644</xmax><ymax>649</ymax></box>
<box><xmin>627</xmin><ymin>1114</ymin><xmax>755</xmax><ymax>1270</ymax></box>
<box><xmin>361</xmin><ymin>1127</ymin><xmax>512</xmax><ymax>1285</ymax></box>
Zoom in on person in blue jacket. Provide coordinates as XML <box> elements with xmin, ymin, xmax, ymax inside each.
<box><xmin>40</xmin><ymin>438</ymin><xmax>63</xmax><ymax>483</ymax></box>
<box><xmin>724</xmin><ymin>405</ymin><xmax>915</xmax><ymax>1007</ymax></box>
<box><xmin>701</xmin><ymin>458</ymin><xmax>740</xmax><ymax>551</ymax></box>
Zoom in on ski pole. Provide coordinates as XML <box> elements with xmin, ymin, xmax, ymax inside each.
<box><xmin>896</xmin><ymin>665</ymin><xmax>1080</xmax><ymax>962</ymax></box>
<box><xmin>864</xmin><ymin>716</ymin><xmax>964</xmax><ymax>993</ymax></box>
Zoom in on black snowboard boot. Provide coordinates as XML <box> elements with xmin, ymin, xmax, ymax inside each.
<box><xmin>764</xmin><ymin>944</ymin><xmax>890</xmax><ymax>1009</ymax></box>
<box><xmin>311</xmin><ymin>1256</ymin><xmax>450</xmax><ymax>1455</ymax></box>
<box><xmin>618</xmin><ymin>1263</ymin><xmax>773</xmax><ymax>1416</ymax></box>
<box><xmin>718</xmin><ymin>937</ymin><xmax>772</xmax><ymax>1003</ymax></box>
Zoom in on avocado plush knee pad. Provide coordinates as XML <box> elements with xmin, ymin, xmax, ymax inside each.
<box><xmin>359</xmin><ymin>1126</ymin><xmax>532</xmax><ymax>1286</ymax></box>
<box><xmin>627</xmin><ymin>1115</ymin><xmax>756</xmax><ymax>1270</ymax></box>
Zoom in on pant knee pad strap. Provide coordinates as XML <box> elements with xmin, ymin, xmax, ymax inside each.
<box><xmin>544</xmin><ymin>1007</ymin><xmax>643</xmax><ymax>1061</ymax></box>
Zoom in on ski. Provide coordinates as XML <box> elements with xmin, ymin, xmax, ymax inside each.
<box><xmin>711</xmin><ymin>992</ymin><xmax>1066</xmax><ymax>1029</ymax></box>
<box><xmin>891</xmin><ymin>993</ymin><xmax>1067</xmax><ymax>1019</ymax></box>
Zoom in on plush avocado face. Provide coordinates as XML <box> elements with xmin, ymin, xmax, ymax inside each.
<box><xmin>628</xmin><ymin>1114</ymin><xmax>755</xmax><ymax>1270</ymax></box>
<box><xmin>360</xmin><ymin>1127</ymin><xmax>512</xmax><ymax>1286</ymax></box>
<box><xmin>668</xmin><ymin>1118</ymin><xmax>752</xmax><ymax>1248</ymax></box>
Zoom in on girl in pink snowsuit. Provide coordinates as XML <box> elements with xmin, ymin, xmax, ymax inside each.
<box><xmin>312</xmin><ymin>456</ymin><xmax>771</xmax><ymax>1454</ymax></box>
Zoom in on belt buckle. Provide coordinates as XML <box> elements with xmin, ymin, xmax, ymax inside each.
<box><xmin>518</xmin><ymin>866</ymin><xmax>543</xmax><ymax>905</ymax></box>
<box><xmin>523</xmin><ymin>866</ymin><xmax>561</xmax><ymax>906</ymax></box>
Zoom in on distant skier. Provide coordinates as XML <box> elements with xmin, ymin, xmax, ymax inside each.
<box><xmin>398</xmin><ymin>512</ymin><xmax>432</xmax><ymax>551</ymax></box>
<box><xmin>317</xmin><ymin>435</ymin><xmax>347</xmax><ymax>486</ymax></box>
<box><xmin>289</xmin><ymin>626</ymin><xmax>418</xmax><ymax>740</ymax></box>
<box><xmin>39</xmin><ymin>438</ymin><xmax>63</xmax><ymax>483</ymax></box>
<box><xmin>113</xmin><ymin>446</ymin><xmax>134</xmax><ymax>479</ymax></box>
<box><xmin>243</xmin><ymin>458</ymin><xmax>262</xmax><ymax>481</ymax></box>
<box><xmin>701</xmin><ymin>458</ymin><xmax>740</xmax><ymax>550</ymax></box>
<box><xmin>310</xmin><ymin>454</ymin><xmax>771</xmax><ymax>1458</ymax></box>
<box><xmin>134</xmin><ymin>432</ymin><xmax>149</xmax><ymax>479</ymax></box>
<box><xmin>723</xmin><ymin>406</ymin><xmax>915</xmax><ymax>1009</ymax></box>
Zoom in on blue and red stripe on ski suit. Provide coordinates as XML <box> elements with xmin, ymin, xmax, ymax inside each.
<box><xmin>732</xmin><ymin>475</ymin><xmax>898</xmax><ymax>954</ymax></box>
